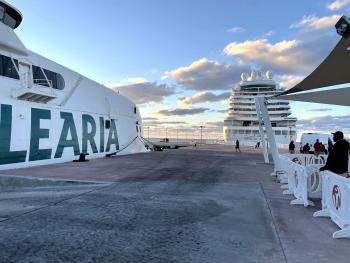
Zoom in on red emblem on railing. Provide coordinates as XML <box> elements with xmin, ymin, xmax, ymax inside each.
<box><xmin>332</xmin><ymin>185</ymin><xmax>341</xmax><ymax>210</ymax></box>
<box><xmin>292</xmin><ymin>157</ymin><xmax>301</xmax><ymax>165</ymax></box>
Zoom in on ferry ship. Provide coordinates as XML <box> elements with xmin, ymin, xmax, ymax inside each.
<box><xmin>0</xmin><ymin>1</ymin><xmax>147</xmax><ymax>169</ymax></box>
<box><xmin>223</xmin><ymin>70</ymin><xmax>297</xmax><ymax>147</ymax></box>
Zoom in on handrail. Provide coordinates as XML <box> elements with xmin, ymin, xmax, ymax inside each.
<box><xmin>33</xmin><ymin>78</ymin><xmax>52</xmax><ymax>87</ymax></box>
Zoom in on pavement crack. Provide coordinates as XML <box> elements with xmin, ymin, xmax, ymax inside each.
<box><xmin>259</xmin><ymin>181</ymin><xmax>289</xmax><ymax>263</ymax></box>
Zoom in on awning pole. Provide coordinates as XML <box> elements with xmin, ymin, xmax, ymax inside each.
<box><xmin>255</xmin><ymin>97</ymin><xmax>282</xmax><ymax>173</ymax></box>
<box><xmin>255</xmin><ymin>97</ymin><xmax>269</xmax><ymax>163</ymax></box>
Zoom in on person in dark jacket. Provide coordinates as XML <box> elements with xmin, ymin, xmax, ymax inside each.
<box><xmin>303</xmin><ymin>143</ymin><xmax>310</xmax><ymax>154</ymax></box>
<box><xmin>320</xmin><ymin>131</ymin><xmax>349</xmax><ymax>175</ymax></box>
<box><xmin>289</xmin><ymin>140</ymin><xmax>295</xmax><ymax>154</ymax></box>
<box><xmin>235</xmin><ymin>139</ymin><xmax>241</xmax><ymax>152</ymax></box>
<box><xmin>328</xmin><ymin>138</ymin><xmax>334</xmax><ymax>153</ymax></box>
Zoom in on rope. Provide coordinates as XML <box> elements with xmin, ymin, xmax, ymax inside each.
<box><xmin>105</xmin><ymin>136</ymin><xmax>139</xmax><ymax>157</ymax></box>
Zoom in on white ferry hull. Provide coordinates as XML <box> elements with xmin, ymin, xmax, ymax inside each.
<box><xmin>0</xmin><ymin>1</ymin><xmax>148</xmax><ymax>170</ymax></box>
<box><xmin>0</xmin><ymin>99</ymin><xmax>147</xmax><ymax>170</ymax></box>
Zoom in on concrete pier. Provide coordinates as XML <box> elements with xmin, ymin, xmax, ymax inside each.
<box><xmin>0</xmin><ymin>145</ymin><xmax>349</xmax><ymax>262</ymax></box>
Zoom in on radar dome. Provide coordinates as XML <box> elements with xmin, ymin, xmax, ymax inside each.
<box><xmin>241</xmin><ymin>72</ymin><xmax>249</xmax><ymax>81</ymax></box>
<box><xmin>265</xmin><ymin>71</ymin><xmax>274</xmax><ymax>80</ymax></box>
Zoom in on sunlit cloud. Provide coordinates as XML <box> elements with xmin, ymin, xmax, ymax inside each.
<box><xmin>223</xmin><ymin>34</ymin><xmax>337</xmax><ymax>75</ymax></box>
<box><xmin>171</xmin><ymin>58</ymin><xmax>248</xmax><ymax>91</ymax></box>
<box><xmin>155</xmin><ymin>107</ymin><xmax>209</xmax><ymax>116</ymax></box>
<box><xmin>290</xmin><ymin>14</ymin><xmax>340</xmax><ymax>31</ymax></box>
<box><xmin>107</xmin><ymin>81</ymin><xmax>175</xmax><ymax>105</ymax></box>
<box><xmin>278</xmin><ymin>74</ymin><xmax>304</xmax><ymax>88</ymax></box>
<box><xmin>327</xmin><ymin>0</ymin><xmax>350</xmax><ymax>10</ymax></box>
<box><xmin>297</xmin><ymin>115</ymin><xmax>350</xmax><ymax>136</ymax></box>
<box><xmin>178</xmin><ymin>91</ymin><xmax>230</xmax><ymax>106</ymax></box>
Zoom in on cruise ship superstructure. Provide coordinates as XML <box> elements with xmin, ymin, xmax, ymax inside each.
<box><xmin>0</xmin><ymin>1</ymin><xmax>147</xmax><ymax>169</ymax></box>
<box><xmin>223</xmin><ymin>70</ymin><xmax>297</xmax><ymax>146</ymax></box>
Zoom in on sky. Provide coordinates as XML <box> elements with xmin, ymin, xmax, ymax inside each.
<box><xmin>8</xmin><ymin>0</ymin><xmax>350</xmax><ymax>140</ymax></box>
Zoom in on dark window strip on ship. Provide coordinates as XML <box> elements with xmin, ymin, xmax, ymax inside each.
<box><xmin>32</xmin><ymin>65</ymin><xmax>65</xmax><ymax>90</ymax></box>
<box><xmin>0</xmin><ymin>54</ymin><xmax>19</xmax><ymax>80</ymax></box>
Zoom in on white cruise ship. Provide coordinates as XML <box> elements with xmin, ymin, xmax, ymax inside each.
<box><xmin>223</xmin><ymin>70</ymin><xmax>297</xmax><ymax>147</ymax></box>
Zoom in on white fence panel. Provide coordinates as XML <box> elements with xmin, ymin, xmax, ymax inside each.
<box><xmin>287</xmin><ymin>154</ymin><xmax>327</xmax><ymax>166</ymax></box>
<box><xmin>278</xmin><ymin>154</ymin><xmax>325</xmax><ymax>207</ymax></box>
<box><xmin>314</xmin><ymin>171</ymin><xmax>350</xmax><ymax>238</ymax></box>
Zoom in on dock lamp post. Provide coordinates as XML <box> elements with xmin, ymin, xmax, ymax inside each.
<box><xmin>200</xmin><ymin>125</ymin><xmax>204</xmax><ymax>144</ymax></box>
<box><xmin>289</xmin><ymin>126</ymin><xmax>292</xmax><ymax>142</ymax></box>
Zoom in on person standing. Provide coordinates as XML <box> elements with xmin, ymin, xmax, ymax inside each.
<box><xmin>235</xmin><ymin>139</ymin><xmax>241</xmax><ymax>152</ymax></box>
<box><xmin>320</xmin><ymin>131</ymin><xmax>349</xmax><ymax>175</ymax></box>
<box><xmin>303</xmin><ymin>143</ymin><xmax>310</xmax><ymax>154</ymax></box>
<box><xmin>289</xmin><ymin>140</ymin><xmax>295</xmax><ymax>154</ymax></box>
<box><xmin>314</xmin><ymin>139</ymin><xmax>322</xmax><ymax>156</ymax></box>
<box><xmin>328</xmin><ymin>138</ymin><xmax>334</xmax><ymax>153</ymax></box>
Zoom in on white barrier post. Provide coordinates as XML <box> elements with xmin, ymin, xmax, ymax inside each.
<box><xmin>279</xmin><ymin>154</ymin><xmax>325</xmax><ymax>206</ymax></box>
<box><xmin>314</xmin><ymin>171</ymin><xmax>350</xmax><ymax>238</ymax></box>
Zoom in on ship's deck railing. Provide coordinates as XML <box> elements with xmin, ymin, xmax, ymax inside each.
<box><xmin>277</xmin><ymin>153</ymin><xmax>350</xmax><ymax>238</ymax></box>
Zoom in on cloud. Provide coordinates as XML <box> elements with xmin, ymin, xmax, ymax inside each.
<box><xmin>143</xmin><ymin>120</ymin><xmax>188</xmax><ymax>127</ymax></box>
<box><xmin>303</xmin><ymin>108</ymin><xmax>333</xmax><ymax>112</ymax></box>
<box><xmin>109</xmin><ymin>82</ymin><xmax>175</xmax><ymax>105</ymax></box>
<box><xmin>223</xmin><ymin>32</ymin><xmax>337</xmax><ymax>75</ymax></box>
<box><xmin>327</xmin><ymin>0</ymin><xmax>350</xmax><ymax>10</ymax></box>
<box><xmin>178</xmin><ymin>91</ymin><xmax>230</xmax><ymax>106</ymax></box>
<box><xmin>297</xmin><ymin>114</ymin><xmax>350</xmax><ymax>135</ymax></box>
<box><xmin>216</xmin><ymin>109</ymin><xmax>228</xmax><ymax>113</ymax></box>
<box><xmin>204</xmin><ymin>121</ymin><xmax>224</xmax><ymax>129</ymax></box>
<box><xmin>227</xmin><ymin>27</ymin><xmax>245</xmax><ymax>33</ymax></box>
<box><xmin>123</xmin><ymin>77</ymin><xmax>148</xmax><ymax>84</ymax></box>
<box><xmin>155</xmin><ymin>107</ymin><xmax>209</xmax><ymax>116</ymax></box>
<box><xmin>171</xmin><ymin>58</ymin><xmax>248</xmax><ymax>91</ymax></box>
<box><xmin>278</xmin><ymin>74</ymin><xmax>304</xmax><ymax>89</ymax></box>
<box><xmin>290</xmin><ymin>14</ymin><xmax>340</xmax><ymax>31</ymax></box>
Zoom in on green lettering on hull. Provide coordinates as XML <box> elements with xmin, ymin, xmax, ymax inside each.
<box><xmin>54</xmin><ymin>112</ymin><xmax>80</xmax><ymax>158</ymax></box>
<box><xmin>99</xmin><ymin>117</ymin><xmax>104</xmax><ymax>152</ymax></box>
<box><xmin>106</xmin><ymin>119</ymin><xmax>119</xmax><ymax>152</ymax></box>
<box><xmin>82</xmin><ymin>114</ymin><xmax>98</xmax><ymax>154</ymax></box>
<box><xmin>29</xmin><ymin>108</ymin><xmax>52</xmax><ymax>161</ymax></box>
<box><xmin>0</xmin><ymin>104</ymin><xmax>27</xmax><ymax>164</ymax></box>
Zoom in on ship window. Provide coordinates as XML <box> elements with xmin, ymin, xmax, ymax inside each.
<box><xmin>33</xmin><ymin>66</ymin><xmax>49</xmax><ymax>87</ymax></box>
<box><xmin>0</xmin><ymin>54</ymin><xmax>19</xmax><ymax>80</ymax></box>
<box><xmin>275</xmin><ymin>130</ymin><xmax>281</xmax><ymax>135</ymax></box>
<box><xmin>3</xmin><ymin>12</ymin><xmax>16</xmax><ymax>28</ymax></box>
<box><xmin>32</xmin><ymin>66</ymin><xmax>65</xmax><ymax>90</ymax></box>
<box><xmin>105</xmin><ymin>120</ymin><xmax>111</xmax><ymax>129</ymax></box>
<box><xmin>43</xmin><ymin>69</ymin><xmax>65</xmax><ymax>90</ymax></box>
<box><xmin>282</xmin><ymin>131</ymin><xmax>288</xmax><ymax>135</ymax></box>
